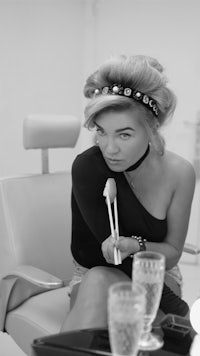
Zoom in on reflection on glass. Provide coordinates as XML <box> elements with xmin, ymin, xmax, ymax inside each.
<box><xmin>132</xmin><ymin>251</ymin><xmax>165</xmax><ymax>351</ymax></box>
<box><xmin>108</xmin><ymin>281</ymin><xmax>145</xmax><ymax>356</ymax></box>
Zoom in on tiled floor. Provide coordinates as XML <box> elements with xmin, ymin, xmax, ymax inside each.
<box><xmin>0</xmin><ymin>262</ymin><xmax>199</xmax><ymax>356</ymax></box>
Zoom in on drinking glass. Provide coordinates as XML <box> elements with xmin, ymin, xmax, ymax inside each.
<box><xmin>108</xmin><ymin>281</ymin><xmax>146</xmax><ymax>356</ymax></box>
<box><xmin>132</xmin><ymin>251</ymin><xmax>165</xmax><ymax>351</ymax></box>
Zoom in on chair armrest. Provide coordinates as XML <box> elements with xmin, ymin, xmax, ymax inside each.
<box><xmin>4</xmin><ymin>265</ymin><xmax>64</xmax><ymax>289</ymax></box>
<box><xmin>0</xmin><ymin>265</ymin><xmax>65</xmax><ymax>331</ymax></box>
<box><xmin>183</xmin><ymin>243</ymin><xmax>200</xmax><ymax>255</ymax></box>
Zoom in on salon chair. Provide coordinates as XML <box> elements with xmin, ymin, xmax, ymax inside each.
<box><xmin>0</xmin><ymin>115</ymin><xmax>199</xmax><ymax>356</ymax></box>
<box><xmin>0</xmin><ymin>115</ymin><xmax>80</xmax><ymax>355</ymax></box>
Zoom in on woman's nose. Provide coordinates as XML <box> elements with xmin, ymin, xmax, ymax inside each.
<box><xmin>105</xmin><ymin>138</ymin><xmax>119</xmax><ymax>155</ymax></box>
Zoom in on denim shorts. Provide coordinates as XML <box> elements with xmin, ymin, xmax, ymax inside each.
<box><xmin>68</xmin><ymin>260</ymin><xmax>89</xmax><ymax>296</ymax></box>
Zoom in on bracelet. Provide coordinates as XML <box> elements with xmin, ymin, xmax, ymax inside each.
<box><xmin>129</xmin><ymin>235</ymin><xmax>147</xmax><ymax>258</ymax></box>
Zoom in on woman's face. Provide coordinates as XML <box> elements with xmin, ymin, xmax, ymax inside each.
<box><xmin>95</xmin><ymin>108</ymin><xmax>149</xmax><ymax>172</ymax></box>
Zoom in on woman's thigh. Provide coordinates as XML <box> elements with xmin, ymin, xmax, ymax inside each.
<box><xmin>70</xmin><ymin>266</ymin><xmax>130</xmax><ymax>310</ymax></box>
<box><xmin>70</xmin><ymin>266</ymin><xmax>181</xmax><ymax>317</ymax></box>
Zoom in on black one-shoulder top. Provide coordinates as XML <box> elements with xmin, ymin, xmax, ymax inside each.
<box><xmin>71</xmin><ymin>146</ymin><xmax>188</xmax><ymax>316</ymax></box>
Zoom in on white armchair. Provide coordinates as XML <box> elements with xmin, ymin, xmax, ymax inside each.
<box><xmin>0</xmin><ymin>114</ymin><xmax>199</xmax><ymax>356</ymax></box>
<box><xmin>0</xmin><ymin>115</ymin><xmax>80</xmax><ymax>355</ymax></box>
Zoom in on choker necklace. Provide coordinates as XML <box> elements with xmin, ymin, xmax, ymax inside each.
<box><xmin>125</xmin><ymin>144</ymin><xmax>150</xmax><ymax>172</ymax></box>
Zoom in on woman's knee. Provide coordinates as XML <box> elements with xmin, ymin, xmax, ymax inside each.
<box><xmin>81</xmin><ymin>266</ymin><xmax>129</xmax><ymax>292</ymax></box>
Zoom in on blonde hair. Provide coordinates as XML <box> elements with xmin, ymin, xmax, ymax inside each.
<box><xmin>83</xmin><ymin>55</ymin><xmax>177</xmax><ymax>154</ymax></box>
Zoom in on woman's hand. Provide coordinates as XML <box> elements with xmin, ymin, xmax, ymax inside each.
<box><xmin>115</xmin><ymin>236</ymin><xmax>139</xmax><ymax>260</ymax></box>
<box><xmin>102</xmin><ymin>235</ymin><xmax>139</xmax><ymax>264</ymax></box>
<box><xmin>101</xmin><ymin>235</ymin><xmax>116</xmax><ymax>264</ymax></box>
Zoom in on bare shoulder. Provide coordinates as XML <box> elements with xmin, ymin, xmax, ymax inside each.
<box><xmin>164</xmin><ymin>150</ymin><xmax>196</xmax><ymax>190</ymax></box>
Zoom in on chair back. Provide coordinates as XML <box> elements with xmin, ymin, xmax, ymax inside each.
<box><xmin>0</xmin><ymin>115</ymin><xmax>80</xmax><ymax>281</ymax></box>
<box><xmin>0</xmin><ymin>172</ymin><xmax>72</xmax><ymax>280</ymax></box>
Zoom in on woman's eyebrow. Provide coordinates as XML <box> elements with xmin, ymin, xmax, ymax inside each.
<box><xmin>95</xmin><ymin>122</ymin><xmax>135</xmax><ymax>132</ymax></box>
<box><xmin>115</xmin><ymin>127</ymin><xmax>135</xmax><ymax>133</ymax></box>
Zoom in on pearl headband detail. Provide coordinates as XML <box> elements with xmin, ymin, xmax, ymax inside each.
<box><xmin>94</xmin><ymin>84</ymin><xmax>159</xmax><ymax>117</ymax></box>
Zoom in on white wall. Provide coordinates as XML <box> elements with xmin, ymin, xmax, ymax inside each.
<box><xmin>1</xmin><ymin>0</ymin><xmax>200</xmax><ymax>170</ymax></box>
<box><xmin>0</xmin><ymin>0</ymin><xmax>85</xmax><ymax>175</ymax></box>
<box><xmin>92</xmin><ymin>0</ymin><xmax>200</xmax><ymax>154</ymax></box>
<box><xmin>0</xmin><ymin>0</ymin><xmax>199</xmax><ymax>257</ymax></box>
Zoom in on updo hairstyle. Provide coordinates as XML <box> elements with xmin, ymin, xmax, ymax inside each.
<box><xmin>83</xmin><ymin>55</ymin><xmax>177</xmax><ymax>154</ymax></box>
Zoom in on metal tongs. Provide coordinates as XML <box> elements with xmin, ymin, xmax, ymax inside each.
<box><xmin>103</xmin><ymin>178</ymin><xmax>122</xmax><ymax>265</ymax></box>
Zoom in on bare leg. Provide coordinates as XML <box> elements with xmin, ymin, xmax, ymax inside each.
<box><xmin>61</xmin><ymin>266</ymin><xmax>183</xmax><ymax>333</ymax></box>
<box><xmin>69</xmin><ymin>282</ymin><xmax>81</xmax><ymax>310</ymax></box>
<box><xmin>61</xmin><ymin>266</ymin><xmax>130</xmax><ymax>332</ymax></box>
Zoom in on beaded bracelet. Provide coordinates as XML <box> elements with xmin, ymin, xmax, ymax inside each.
<box><xmin>129</xmin><ymin>235</ymin><xmax>147</xmax><ymax>258</ymax></box>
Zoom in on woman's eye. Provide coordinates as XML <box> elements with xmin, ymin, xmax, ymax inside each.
<box><xmin>120</xmin><ymin>133</ymin><xmax>131</xmax><ymax>140</ymax></box>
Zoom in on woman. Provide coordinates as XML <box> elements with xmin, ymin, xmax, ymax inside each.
<box><xmin>61</xmin><ymin>55</ymin><xmax>195</xmax><ymax>332</ymax></box>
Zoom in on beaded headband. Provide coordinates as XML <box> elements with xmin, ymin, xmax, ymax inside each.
<box><xmin>94</xmin><ymin>84</ymin><xmax>159</xmax><ymax>117</ymax></box>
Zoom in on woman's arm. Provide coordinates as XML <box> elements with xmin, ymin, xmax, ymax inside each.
<box><xmin>108</xmin><ymin>160</ymin><xmax>196</xmax><ymax>269</ymax></box>
<box><xmin>152</xmin><ymin>159</ymin><xmax>196</xmax><ymax>269</ymax></box>
<box><xmin>72</xmin><ymin>150</ymin><xmax>112</xmax><ymax>243</ymax></box>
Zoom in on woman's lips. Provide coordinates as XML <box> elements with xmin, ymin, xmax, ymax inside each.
<box><xmin>105</xmin><ymin>157</ymin><xmax>122</xmax><ymax>165</ymax></box>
